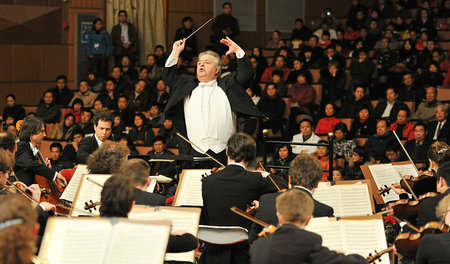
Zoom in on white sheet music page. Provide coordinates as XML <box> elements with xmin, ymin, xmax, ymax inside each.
<box><xmin>39</xmin><ymin>218</ymin><xmax>111</xmax><ymax>264</ymax></box>
<box><xmin>368</xmin><ymin>164</ymin><xmax>402</xmax><ymax>203</ymax></box>
<box><xmin>105</xmin><ymin>221</ymin><xmax>170</xmax><ymax>264</ymax></box>
<box><xmin>313</xmin><ymin>184</ymin><xmax>372</xmax><ymax>217</ymax></box>
<box><xmin>393</xmin><ymin>163</ymin><xmax>418</xmax><ymax>177</ymax></box>
<box><xmin>60</xmin><ymin>164</ymin><xmax>89</xmax><ymax>202</ymax></box>
<box><xmin>174</xmin><ymin>169</ymin><xmax>209</xmax><ymax>206</ymax></box>
<box><xmin>71</xmin><ymin>175</ymin><xmax>111</xmax><ymax>217</ymax></box>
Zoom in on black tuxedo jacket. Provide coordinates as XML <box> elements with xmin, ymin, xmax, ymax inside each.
<box><xmin>134</xmin><ymin>189</ymin><xmax>166</xmax><ymax>206</ymax></box>
<box><xmin>248</xmin><ymin>187</ymin><xmax>334</xmax><ymax>243</ymax></box>
<box><xmin>417</xmin><ymin>189</ymin><xmax>450</xmax><ymax>227</ymax></box>
<box><xmin>14</xmin><ymin>141</ymin><xmax>56</xmax><ymax>186</ymax></box>
<box><xmin>402</xmin><ymin>140</ymin><xmax>432</xmax><ymax>164</ymax></box>
<box><xmin>201</xmin><ymin>165</ymin><xmax>277</xmax><ymax>230</ymax></box>
<box><xmin>426</xmin><ymin>120</ymin><xmax>450</xmax><ymax>145</ymax></box>
<box><xmin>162</xmin><ymin>55</ymin><xmax>264</xmax><ymax>154</ymax></box>
<box><xmin>76</xmin><ymin>136</ymin><xmax>99</xmax><ymax>164</ymax></box>
<box><xmin>250</xmin><ymin>224</ymin><xmax>368</xmax><ymax>264</ymax></box>
<box><xmin>416</xmin><ymin>232</ymin><xmax>450</xmax><ymax>264</ymax></box>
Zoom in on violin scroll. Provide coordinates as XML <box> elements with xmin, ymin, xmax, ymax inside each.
<box><xmin>84</xmin><ymin>200</ymin><xmax>101</xmax><ymax>213</ymax></box>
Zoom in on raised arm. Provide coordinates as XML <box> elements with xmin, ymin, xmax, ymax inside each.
<box><xmin>162</xmin><ymin>39</ymin><xmax>186</xmax><ymax>89</ymax></box>
<box><xmin>220</xmin><ymin>37</ymin><xmax>252</xmax><ymax>88</ymax></box>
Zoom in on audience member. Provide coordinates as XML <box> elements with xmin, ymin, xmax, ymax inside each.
<box><xmin>426</xmin><ymin>105</ymin><xmax>450</xmax><ymax>144</ymax></box>
<box><xmin>364</xmin><ymin>119</ymin><xmax>395</xmax><ymax>160</ymax></box>
<box><xmin>174</xmin><ymin>16</ymin><xmax>198</xmax><ymax>55</ymax></box>
<box><xmin>74</xmin><ymin>110</ymin><xmax>94</xmax><ymax>135</ymax></box>
<box><xmin>92</xmin><ymin>98</ymin><xmax>108</xmax><ymax>116</ymax></box>
<box><xmin>412</xmin><ymin>86</ymin><xmax>442</xmax><ymax>122</ymax></box>
<box><xmin>402</xmin><ymin>122</ymin><xmax>432</xmax><ymax>163</ymax></box>
<box><xmin>48</xmin><ymin>142</ymin><xmax>73</xmax><ymax>171</ymax></box>
<box><xmin>111</xmin><ymin>10</ymin><xmax>138</xmax><ymax>66</ymax></box>
<box><xmin>153</xmin><ymin>79</ymin><xmax>170</xmax><ymax>109</ymax></box>
<box><xmin>49</xmin><ymin>113</ymin><xmax>76</xmax><ymax>140</ymax></box>
<box><xmin>350</xmin><ymin>105</ymin><xmax>377</xmax><ymax>137</ymax></box>
<box><xmin>110</xmin><ymin>66</ymin><xmax>131</xmax><ymax>93</ymax></box>
<box><xmin>49</xmin><ymin>75</ymin><xmax>73</xmax><ymax>107</ymax></box>
<box><xmin>266</xmin><ymin>30</ymin><xmax>281</xmax><ymax>49</ymax></box>
<box><xmin>345</xmin><ymin>146</ymin><xmax>374</xmax><ymax>180</ymax></box>
<box><xmin>320</xmin><ymin>61</ymin><xmax>346</xmax><ymax>106</ymax></box>
<box><xmin>157</xmin><ymin>119</ymin><xmax>177</xmax><ymax>148</ymax></box>
<box><xmin>398</xmin><ymin>73</ymin><xmax>424</xmax><ymax>104</ymax></box>
<box><xmin>315</xmin><ymin>103</ymin><xmax>341</xmax><ymax>135</ymax></box>
<box><xmin>87</xmin><ymin>69</ymin><xmax>105</xmax><ymax>93</ymax></box>
<box><xmin>211</xmin><ymin>2</ymin><xmax>240</xmax><ymax>54</ymax></box>
<box><xmin>124</xmin><ymin>80</ymin><xmax>150</xmax><ymax>111</ymax></box>
<box><xmin>69</xmin><ymin>80</ymin><xmax>98</xmax><ymax>108</ymax></box>
<box><xmin>63</xmin><ymin>98</ymin><xmax>83</xmax><ymax>123</ymax></box>
<box><xmin>36</xmin><ymin>90</ymin><xmax>60</xmax><ymax>124</ymax></box>
<box><xmin>146</xmin><ymin>135</ymin><xmax>177</xmax><ymax>178</ymax></box>
<box><xmin>268</xmin><ymin>144</ymin><xmax>295</xmax><ymax>181</ymax></box>
<box><xmin>288</xmin><ymin>71</ymin><xmax>315</xmax><ymax>127</ymax></box>
<box><xmin>128</xmin><ymin>113</ymin><xmax>155</xmax><ymax>146</ymax></box>
<box><xmin>145</xmin><ymin>54</ymin><xmax>163</xmax><ymax>82</ymax></box>
<box><xmin>120</xmin><ymin>55</ymin><xmax>138</xmax><ymax>81</ymax></box>
<box><xmin>261</xmin><ymin>55</ymin><xmax>291</xmax><ymax>82</ymax></box>
<box><xmin>97</xmin><ymin>77</ymin><xmax>119</xmax><ymax>109</ymax></box>
<box><xmin>315</xmin><ymin>139</ymin><xmax>336</xmax><ymax>181</ymax></box>
<box><xmin>62</xmin><ymin>129</ymin><xmax>84</xmax><ymax>165</ymax></box>
<box><xmin>113</xmin><ymin>95</ymin><xmax>134</xmax><ymax>128</ymax></box>
<box><xmin>292</xmin><ymin>119</ymin><xmax>321</xmax><ymax>154</ymax></box>
<box><xmin>257</xmin><ymin>83</ymin><xmax>286</xmax><ymax>137</ymax></box>
<box><xmin>291</xmin><ymin>18</ymin><xmax>312</xmax><ymax>42</ymax></box>
<box><xmin>2</xmin><ymin>94</ymin><xmax>25</xmax><ymax>125</ymax></box>
<box><xmin>154</xmin><ymin>45</ymin><xmax>169</xmax><ymax>67</ymax></box>
<box><xmin>391</xmin><ymin>108</ymin><xmax>415</xmax><ymax>141</ymax></box>
<box><xmin>333</xmin><ymin>122</ymin><xmax>357</xmax><ymax>159</ymax></box>
<box><xmin>87</xmin><ymin>18</ymin><xmax>111</xmax><ymax>79</ymax></box>
<box><xmin>373</xmin><ymin>87</ymin><xmax>408</xmax><ymax>123</ymax></box>
<box><xmin>349</xmin><ymin>48</ymin><xmax>375</xmax><ymax>89</ymax></box>
<box><xmin>337</xmin><ymin>86</ymin><xmax>372</xmax><ymax>118</ymax></box>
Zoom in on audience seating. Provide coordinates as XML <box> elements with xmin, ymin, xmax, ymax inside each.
<box><xmin>40</xmin><ymin>140</ymin><xmax>69</xmax><ymax>159</ymax></box>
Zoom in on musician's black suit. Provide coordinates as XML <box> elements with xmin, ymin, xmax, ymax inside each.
<box><xmin>162</xmin><ymin>54</ymin><xmax>264</xmax><ymax>155</ymax></box>
<box><xmin>417</xmin><ymin>188</ymin><xmax>450</xmax><ymax>227</ymax></box>
<box><xmin>248</xmin><ymin>186</ymin><xmax>334</xmax><ymax>243</ymax></box>
<box><xmin>416</xmin><ymin>232</ymin><xmax>450</xmax><ymax>264</ymax></box>
<box><xmin>134</xmin><ymin>189</ymin><xmax>166</xmax><ymax>206</ymax></box>
<box><xmin>14</xmin><ymin>141</ymin><xmax>56</xmax><ymax>186</ymax></box>
<box><xmin>76</xmin><ymin>136</ymin><xmax>99</xmax><ymax>164</ymax></box>
<box><xmin>250</xmin><ymin>224</ymin><xmax>368</xmax><ymax>264</ymax></box>
<box><xmin>200</xmin><ymin>164</ymin><xmax>278</xmax><ymax>264</ymax></box>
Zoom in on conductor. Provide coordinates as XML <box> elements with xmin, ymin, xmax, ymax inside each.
<box><xmin>162</xmin><ymin>37</ymin><xmax>263</xmax><ymax>165</ymax></box>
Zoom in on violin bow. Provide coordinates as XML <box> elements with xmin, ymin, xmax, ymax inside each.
<box><xmin>185</xmin><ymin>18</ymin><xmax>213</xmax><ymax>41</ymax></box>
<box><xmin>176</xmin><ymin>132</ymin><xmax>226</xmax><ymax>168</ymax></box>
<box><xmin>86</xmin><ymin>177</ymin><xmax>104</xmax><ymax>188</ymax></box>
<box><xmin>230</xmin><ymin>206</ymin><xmax>270</xmax><ymax>228</ymax></box>
<box><xmin>392</xmin><ymin>131</ymin><xmax>418</xmax><ymax>200</ymax></box>
<box><xmin>257</xmin><ymin>161</ymin><xmax>281</xmax><ymax>191</ymax></box>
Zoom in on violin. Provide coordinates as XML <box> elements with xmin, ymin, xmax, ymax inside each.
<box><xmin>230</xmin><ymin>206</ymin><xmax>277</xmax><ymax>237</ymax></box>
<box><xmin>3</xmin><ymin>180</ymin><xmax>51</xmax><ymax>199</ymax></box>
<box><xmin>394</xmin><ymin>221</ymin><xmax>449</xmax><ymax>259</ymax></box>
<box><xmin>379</xmin><ymin>170</ymin><xmax>436</xmax><ymax>196</ymax></box>
<box><xmin>391</xmin><ymin>192</ymin><xmax>438</xmax><ymax>225</ymax></box>
<box><xmin>367</xmin><ymin>246</ymin><xmax>394</xmax><ymax>263</ymax></box>
<box><xmin>84</xmin><ymin>200</ymin><xmax>102</xmax><ymax>213</ymax></box>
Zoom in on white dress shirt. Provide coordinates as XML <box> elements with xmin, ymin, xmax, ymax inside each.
<box><xmin>120</xmin><ymin>23</ymin><xmax>129</xmax><ymax>43</ymax></box>
<box><xmin>94</xmin><ymin>133</ymin><xmax>104</xmax><ymax>148</ymax></box>
<box><xmin>382</xmin><ymin>101</ymin><xmax>394</xmax><ymax>118</ymax></box>
<box><xmin>165</xmin><ymin>49</ymin><xmax>245</xmax><ymax>154</ymax></box>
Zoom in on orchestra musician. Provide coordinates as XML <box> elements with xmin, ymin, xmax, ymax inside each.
<box><xmin>249</xmin><ymin>153</ymin><xmax>334</xmax><ymax>243</ymax></box>
<box><xmin>162</xmin><ymin>37</ymin><xmax>263</xmax><ymax>166</ymax></box>
<box><xmin>200</xmin><ymin>132</ymin><xmax>278</xmax><ymax>264</ymax></box>
<box><xmin>417</xmin><ymin>161</ymin><xmax>450</xmax><ymax>227</ymax></box>
<box><xmin>100</xmin><ymin>174</ymin><xmax>198</xmax><ymax>253</ymax></box>
<box><xmin>76</xmin><ymin>112</ymin><xmax>114</xmax><ymax>164</ymax></box>
<box><xmin>120</xmin><ymin>159</ymin><xmax>166</xmax><ymax>206</ymax></box>
<box><xmin>86</xmin><ymin>140</ymin><xmax>129</xmax><ymax>174</ymax></box>
<box><xmin>0</xmin><ymin>194</ymin><xmax>39</xmax><ymax>264</ymax></box>
<box><xmin>13</xmin><ymin>116</ymin><xmax>66</xmax><ymax>187</ymax></box>
<box><xmin>415</xmin><ymin>193</ymin><xmax>450</xmax><ymax>263</ymax></box>
<box><xmin>249</xmin><ymin>189</ymin><xmax>368</xmax><ymax>264</ymax></box>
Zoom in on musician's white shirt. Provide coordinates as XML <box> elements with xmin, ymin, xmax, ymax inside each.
<box><xmin>165</xmin><ymin>50</ymin><xmax>246</xmax><ymax>154</ymax></box>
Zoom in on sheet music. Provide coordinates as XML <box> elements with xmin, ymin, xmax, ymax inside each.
<box><xmin>393</xmin><ymin>164</ymin><xmax>418</xmax><ymax>177</ymax></box>
<box><xmin>147</xmin><ymin>178</ymin><xmax>157</xmax><ymax>193</ymax></box>
<box><xmin>129</xmin><ymin>208</ymin><xmax>200</xmax><ymax>262</ymax></box>
<box><xmin>368</xmin><ymin>164</ymin><xmax>402</xmax><ymax>203</ymax></box>
<box><xmin>105</xmin><ymin>222</ymin><xmax>170</xmax><ymax>264</ymax></box>
<box><xmin>60</xmin><ymin>165</ymin><xmax>89</xmax><ymax>202</ymax></box>
<box><xmin>313</xmin><ymin>184</ymin><xmax>373</xmax><ymax>217</ymax></box>
<box><xmin>71</xmin><ymin>175</ymin><xmax>111</xmax><ymax>217</ymax></box>
<box><xmin>174</xmin><ymin>169</ymin><xmax>209</xmax><ymax>206</ymax></box>
<box><xmin>306</xmin><ymin>217</ymin><xmax>345</xmax><ymax>252</ymax></box>
<box><xmin>39</xmin><ymin>219</ymin><xmax>111</xmax><ymax>264</ymax></box>
<box><xmin>307</xmin><ymin>217</ymin><xmax>389</xmax><ymax>264</ymax></box>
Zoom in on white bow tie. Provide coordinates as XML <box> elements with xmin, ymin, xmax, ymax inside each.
<box><xmin>198</xmin><ymin>80</ymin><xmax>216</xmax><ymax>88</ymax></box>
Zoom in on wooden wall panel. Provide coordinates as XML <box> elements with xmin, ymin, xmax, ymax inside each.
<box><xmin>0</xmin><ymin>81</ymin><xmax>54</xmax><ymax>106</ymax></box>
<box><xmin>13</xmin><ymin>46</ymin><xmax>42</xmax><ymax>82</ymax></box>
<box><xmin>0</xmin><ymin>45</ymin><xmax>13</xmax><ymax>83</ymax></box>
<box><xmin>68</xmin><ymin>0</ymin><xmax>105</xmax><ymax>9</ymax></box>
<box><xmin>41</xmin><ymin>45</ymin><xmax>68</xmax><ymax>81</ymax></box>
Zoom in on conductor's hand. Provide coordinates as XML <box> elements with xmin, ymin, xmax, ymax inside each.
<box><xmin>55</xmin><ymin>173</ymin><xmax>67</xmax><ymax>189</ymax></box>
<box><xmin>170</xmin><ymin>38</ymin><xmax>185</xmax><ymax>58</ymax></box>
<box><xmin>220</xmin><ymin>37</ymin><xmax>243</xmax><ymax>56</ymax></box>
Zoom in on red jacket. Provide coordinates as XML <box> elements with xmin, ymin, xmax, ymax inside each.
<box><xmin>315</xmin><ymin>116</ymin><xmax>341</xmax><ymax>135</ymax></box>
<box><xmin>260</xmin><ymin>67</ymin><xmax>291</xmax><ymax>82</ymax></box>
<box><xmin>390</xmin><ymin>122</ymin><xmax>414</xmax><ymax>141</ymax></box>
<box><xmin>288</xmin><ymin>83</ymin><xmax>316</xmax><ymax>114</ymax></box>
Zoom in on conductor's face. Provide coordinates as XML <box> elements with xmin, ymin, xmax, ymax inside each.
<box><xmin>94</xmin><ymin>120</ymin><xmax>112</xmax><ymax>142</ymax></box>
<box><xmin>197</xmin><ymin>54</ymin><xmax>220</xmax><ymax>82</ymax></box>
